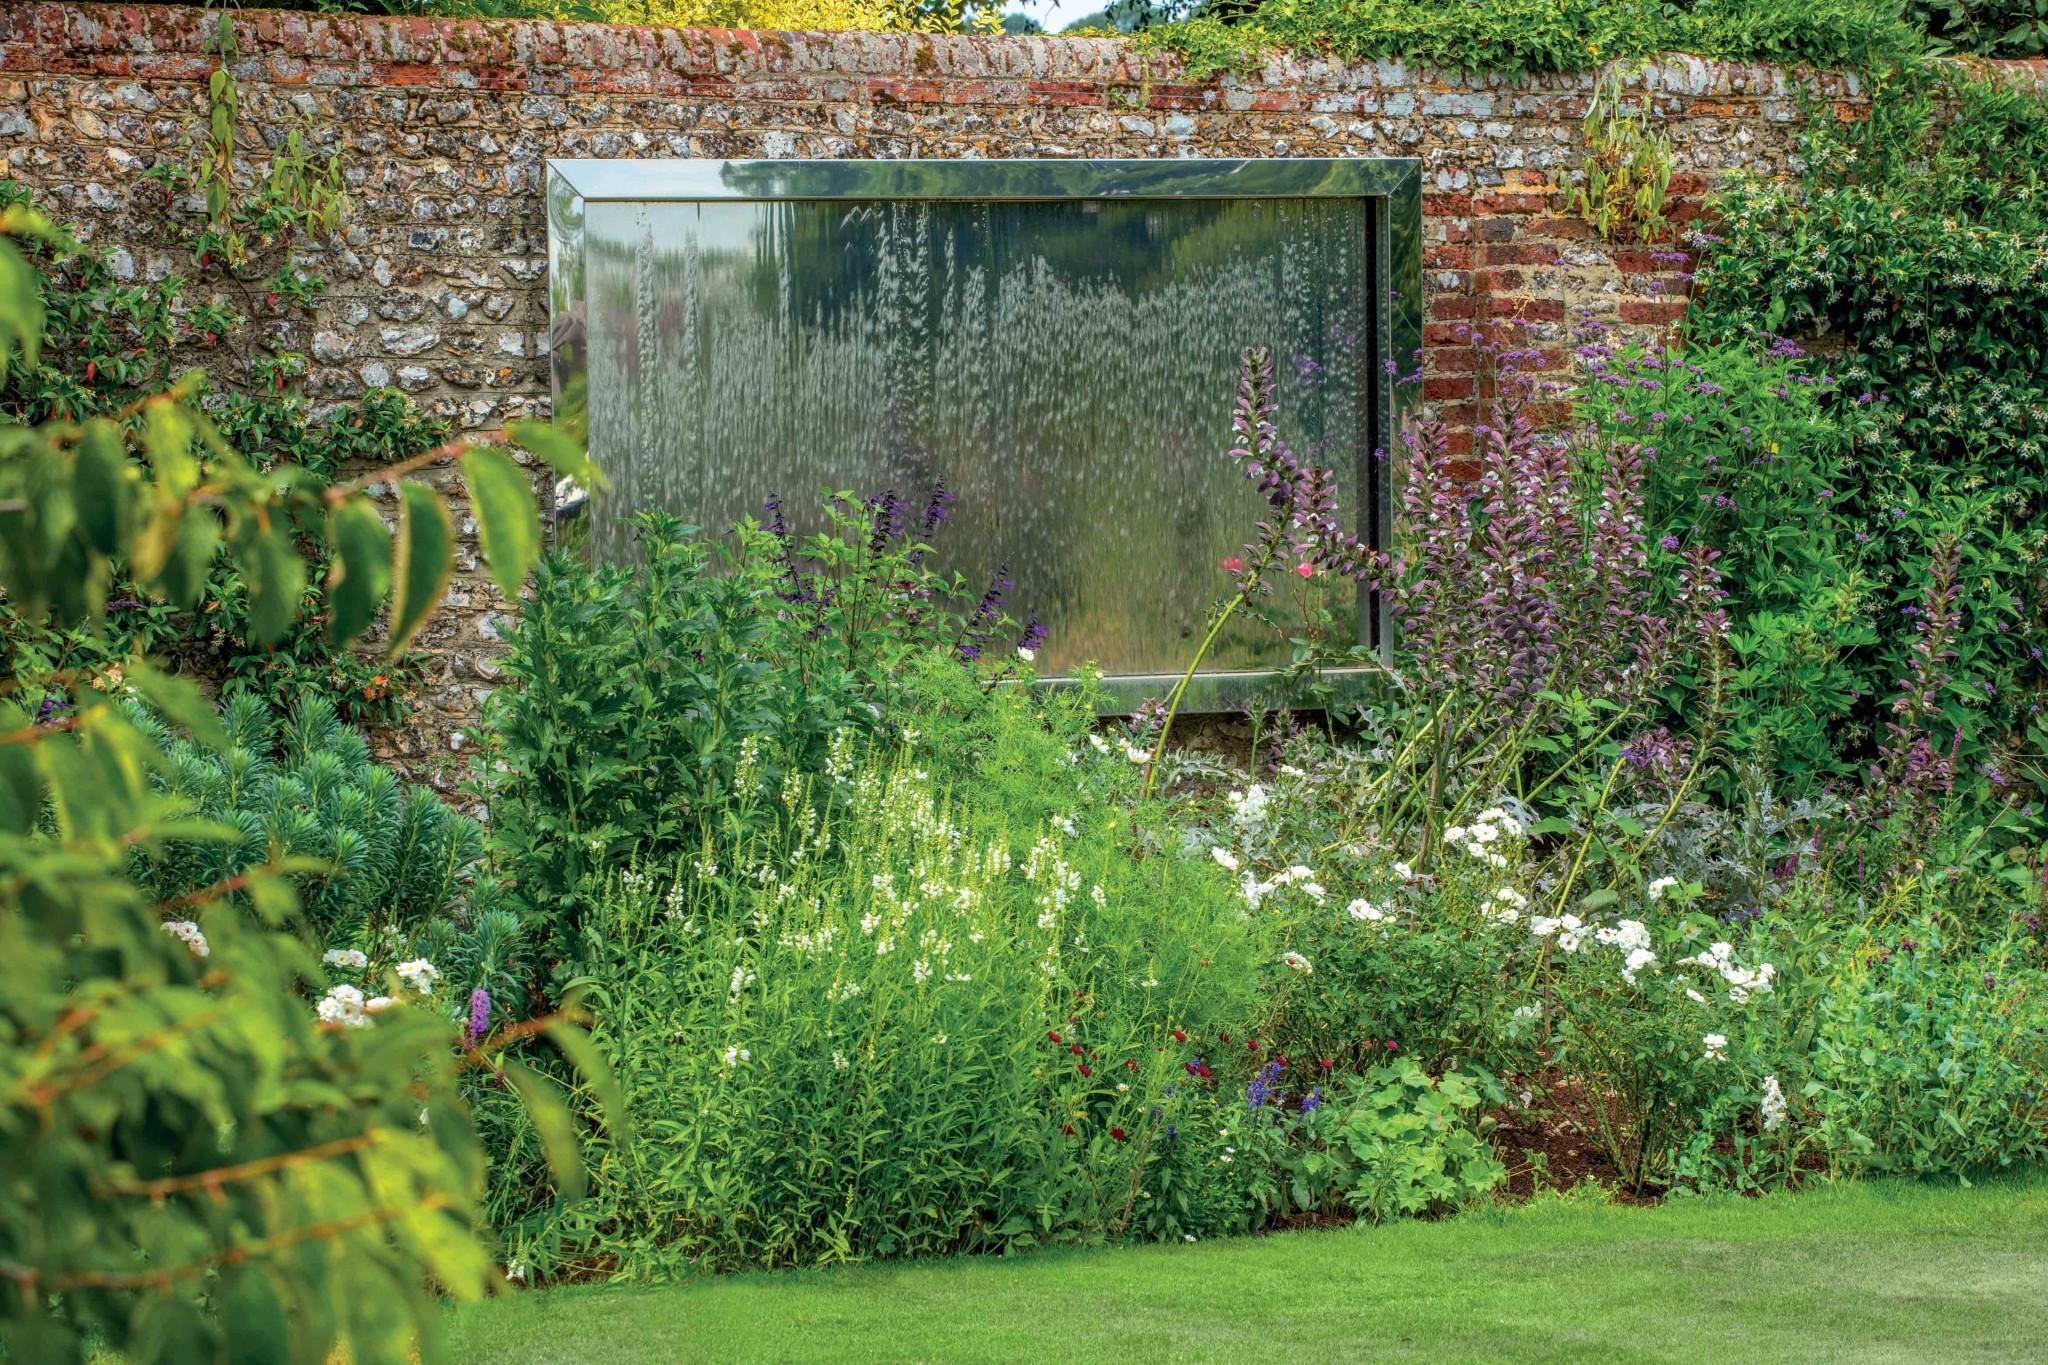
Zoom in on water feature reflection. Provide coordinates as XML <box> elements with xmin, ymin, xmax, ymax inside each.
<box><xmin>580</xmin><ymin>196</ymin><xmax>1372</xmax><ymax>676</ymax></box>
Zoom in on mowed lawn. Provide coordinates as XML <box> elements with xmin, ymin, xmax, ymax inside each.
<box><xmin>444</xmin><ymin>1176</ymin><xmax>2048</xmax><ymax>1364</ymax></box>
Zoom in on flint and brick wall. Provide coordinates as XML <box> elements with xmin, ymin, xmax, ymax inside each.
<box><xmin>0</xmin><ymin>3</ymin><xmax>1922</xmax><ymax>762</ymax></box>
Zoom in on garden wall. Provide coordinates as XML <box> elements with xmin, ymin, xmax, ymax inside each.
<box><xmin>0</xmin><ymin>3</ymin><xmax>1904</xmax><ymax>766</ymax></box>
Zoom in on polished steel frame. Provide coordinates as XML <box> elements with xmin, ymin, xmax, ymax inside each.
<box><xmin>546</xmin><ymin>157</ymin><xmax>1423</xmax><ymax>711</ymax></box>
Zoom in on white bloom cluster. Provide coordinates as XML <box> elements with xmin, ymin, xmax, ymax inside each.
<box><xmin>1683</xmin><ymin>941</ymin><xmax>1777</xmax><ymax>1003</ymax></box>
<box><xmin>1281</xmin><ymin>951</ymin><xmax>1314</xmax><ymax>974</ymax></box>
<box><xmin>396</xmin><ymin>958</ymin><xmax>441</xmax><ymax>994</ymax></box>
<box><xmin>1239</xmin><ymin>863</ymin><xmax>1323</xmax><ymax>910</ymax></box>
<box><xmin>826</xmin><ymin>728</ymin><xmax>857</xmax><ymax>784</ymax></box>
<box><xmin>1211</xmin><ymin>847</ymin><xmax>1240</xmax><ymax>872</ymax></box>
<box><xmin>1702</xmin><ymin>1033</ymin><xmax>1729</xmax><ymax>1062</ymax></box>
<box><xmin>1226</xmin><ymin>784</ymin><xmax>1271</xmax><ymax>833</ymax></box>
<box><xmin>1490</xmin><ymin>887</ymin><xmax>1528</xmax><ymax>923</ymax></box>
<box><xmin>1647</xmin><ymin>876</ymin><xmax>1681</xmax><ymax>901</ymax></box>
<box><xmin>1444</xmin><ymin>807</ymin><xmax>1515</xmax><ymax>868</ymax></box>
<box><xmin>721</xmin><ymin>1045</ymin><xmax>750</xmax><ymax>1069</ymax></box>
<box><xmin>1530</xmin><ymin>913</ymin><xmax>1588</xmax><ymax>952</ymax></box>
<box><xmin>1760</xmin><ymin>1075</ymin><xmax>1788</xmax><ymax>1132</ymax></box>
<box><xmin>322</xmin><ymin>947</ymin><xmax>368</xmax><ymax>971</ymax></box>
<box><xmin>162</xmin><ymin>920</ymin><xmax>210</xmax><ymax>958</ymax></box>
<box><xmin>317</xmin><ymin>984</ymin><xmax>371</xmax><ymax>1028</ymax></box>
<box><xmin>1348</xmin><ymin>898</ymin><xmax>1390</xmax><ymax>924</ymax></box>
<box><xmin>729</xmin><ymin>963</ymin><xmax>756</xmax><ymax>1001</ymax></box>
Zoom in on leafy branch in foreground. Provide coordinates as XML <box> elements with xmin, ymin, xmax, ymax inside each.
<box><xmin>0</xmin><ymin>203</ymin><xmax>617</xmax><ymax>1365</ymax></box>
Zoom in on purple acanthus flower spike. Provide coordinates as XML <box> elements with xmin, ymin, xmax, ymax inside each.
<box><xmin>1019</xmin><ymin>614</ymin><xmax>1047</xmax><ymax>654</ymax></box>
<box><xmin>1392</xmin><ymin>337</ymin><xmax>1676</xmax><ymax>715</ymax></box>
<box><xmin>466</xmin><ymin>987</ymin><xmax>491</xmax><ymax>1048</ymax></box>
<box><xmin>1225</xmin><ymin>348</ymin><xmax>1387</xmax><ymax>595</ymax></box>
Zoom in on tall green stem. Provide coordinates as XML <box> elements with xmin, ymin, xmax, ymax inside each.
<box><xmin>1140</xmin><ymin>590</ymin><xmax>1246</xmax><ymax>806</ymax></box>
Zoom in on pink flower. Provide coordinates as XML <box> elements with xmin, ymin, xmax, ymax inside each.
<box><xmin>1296</xmin><ymin>563</ymin><xmax>1314</xmax><ymax>579</ymax></box>
<box><xmin>1221</xmin><ymin>557</ymin><xmax>1244</xmax><ymax>573</ymax></box>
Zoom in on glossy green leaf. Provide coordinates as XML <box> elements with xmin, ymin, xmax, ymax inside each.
<box><xmin>72</xmin><ymin>419</ymin><xmax>129</xmax><ymax>557</ymax></box>
<box><xmin>507</xmin><ymin>419</ymin><xmax>606</xmax><ymax>495</ymax></box>
<box><xmin>498</xmin><ymin>1061</ymin><xmax>587</xmax><ymax>1204</ymax></box>
<box><xmin>462</xmin><ymin>446</ymin><xmax>541</xmax><ymax>600</ymax></box>
<box><xmin>244</xmin><ymin>527</ymin><xmax>306</xmax><ymax>645</ymax></box>
<box><xmin>387</xmin><ymin>480</ymin><xmax>453</xmax><ymax>657</ymax></box>
<box><xmin>325</xmin><ymin>498</ymin><xmax>392</xmax><ymax>646</ymax></box>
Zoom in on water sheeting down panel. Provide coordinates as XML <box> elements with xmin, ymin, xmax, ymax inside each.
<box><xmin>578</xmin><ymin>195</ymin><xmax>1374</xmax><ymax>677</ymax></box>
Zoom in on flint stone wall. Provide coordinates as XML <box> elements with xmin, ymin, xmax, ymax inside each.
<box><xmin>5</xmin><ymin>3</ymin><xmax>2006</xmax><ymax>765</ymax></box>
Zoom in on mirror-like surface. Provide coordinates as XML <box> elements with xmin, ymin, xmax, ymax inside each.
<box><xmin>578</xmin><ymin>196</ymin><xmax>1373</xmax><ymax>676</ymax></box>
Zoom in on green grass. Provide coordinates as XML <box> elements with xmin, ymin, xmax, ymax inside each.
<box><xmin>446</xmin><ymin>1176</ymin><xmax>2048</xmax><ymax>1363</ymax></box>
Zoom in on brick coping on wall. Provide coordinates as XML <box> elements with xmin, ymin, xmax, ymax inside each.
<box><xmin>0</xmin><ymin>2</ymin><xmax>1899</xmax><ymax>102</ymax></box>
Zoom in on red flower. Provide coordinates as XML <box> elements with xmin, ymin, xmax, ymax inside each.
<box><xmin>1049</xmin><ymin>1031</ymin><xmax>1062</xmax><ymax>1043</ymax></box>
<box><xmin>1320</xmin><ymin>1058</ymin><xmax>1335</xmax><ymax>1070</ymax></box>
<box><xmin>1221</xmin><ymin>556</ymin><xmax>1244</xmax><ymax>573</ymax></box>
<box><xmin>1247</xmin><ymin>1040</ymin><xmax>1259</xmax><ymax>1052</ymax></box>
<box><xmin>1062</xmin><ymin>1124</ymin><xmax>1075</xmax><ymax>1136</ymax></box>
<box><xmin>1078</xmin><ymin>1064</ymin><xmax>1092</xmax><ymax>1077</ymax></box>
<box><xmin>1111</xmin><ymin>1127</ymin><xmax>1127</xmax><ymax>1142</ymax></box>
<box><xmin>1220</xmin><ymin>1032</ymin><xmax>1230</xmax><ymax>1043</ymax></box>
<box><xmin>1126</xmin><ymin>1059</ymin><xmax>1139</xmax><ymax>1072</ymax></box>
<box><xmin>1071</xmin><ymin>1043</ymin><xmax>1083</xmax><ymax>1056</ymax></box>
<box><xmin>1173</xmin><ymin>1029</ymin><xmax>1187</xmax><ymax>1043</ymax></box>
<box><xmin>1386</xmin><ymin>1041</ymin><xmax>1399</xmax><ymax>1052</ymax></box>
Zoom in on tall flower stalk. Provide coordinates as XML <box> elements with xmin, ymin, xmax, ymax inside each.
<box><xmin>1142</xmin><ymin>347</ymin><xmax>1384</xmax><ymax>803</ymax></box>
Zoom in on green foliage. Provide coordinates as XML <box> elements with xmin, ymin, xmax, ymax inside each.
<box><xmin>1576</xmin><ymin>337</ymin><xmax>1888</xmax><ymax>784</ymax></box>
<box><xmin>479</xmin><ymin>504</ymin><xmax>1027</xmax><ymax>975</ymax></box>
<box><xmin>1807</xmin><ymin>919</ymin><xmax>2048</xmax><ymax>1174</ymax></box>
<box><xmin>0</xmin><ymin>876</ymin><xmax>496</xmax><ymax>1365</ymax></box>
<box><xmin>1337</xmin><ymin>1059</ymin><xmax>1507</xmax><ymax>1223</ymax></box>
<box><xmin>1901</xmin><ymin>0</ymin><xmax>2048</xmax><ymax>53</ymax></box>
<box><xmin>1690</xmin><ymin>65</ymin><xmax>2048</xmax><ymax>788</ymax></box>
<box><xmin>1145</xmin><ymin>0</ymin><xmax>1923</xmax><ymax>81</ymax></box>
<box><xmin>0</xmin><ymin>173</ymin><xmax>454</xmax><ymax>725</ymax></box>
<box><xmin>136</xmin><ymin>690</ymin><xmax>485</xmax><ymax>944</ymax></box>
<box><xmin>1571</xmin><ymin>68</ymin><xmax>1675</xmax><ymax>245</ymax></box>
<box><xmin>0</xmin><ymin>197</ymin><xmax>611</xmax><ymax>1362</ymax></box>
<box><xmin>489</xmin><ymin>731</ymin><xmax>1267</xmax><ymax>1275</ymax></box>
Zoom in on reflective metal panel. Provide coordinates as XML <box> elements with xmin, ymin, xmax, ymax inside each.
<box><xmin>548</xmin><ymin>159</ymin><xmax>1422</xmax><ymax>696</ymax></box>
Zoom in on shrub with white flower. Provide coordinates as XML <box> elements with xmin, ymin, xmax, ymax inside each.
<box><xmin>1682</xmin><ymin>940</ymin><xmax>1777</xmax><ymax>1004</ymax></box>
<box><xmin>1760</xmin><ymin>1075</ymin><xmax>1788</xmax><ymax>1132</ymax></box>
<box><xmin>316</xmin><ymin>984</ymin><xmax>370</xmax><ymax>1028</ymax></box>
<box><xmin>396</xmin><ymin>958</ymin><xmax>441</xmax><ymax>994</ymax></box>
<box><xmin>1647</xmin><ymin>876</ymin><xmax>1681</xmax><ymax>901</ymax></box>
<box><xmin>1282</xmin><ymin>951</ymin><xmax>1314</xmax><ymax>974</ymax></box>
<box><xmin>1347</xmin><ymin>898</ymin><xmax>1389</xmax><ymax>924</ymax></box>
<box><xmin>322</xmin><ymin>947</ymin><xmax>367</xmax><ymax>971</ymax></box>
<box><xmin>161</xmin><ymin>919</ymin><xmax>209</xmax><ymax>958</ymax></box>
<box><xmin>1702</xmin><ymin>1032</ymin><xmax>1729</xmax><ymax>1061</ymax></box>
